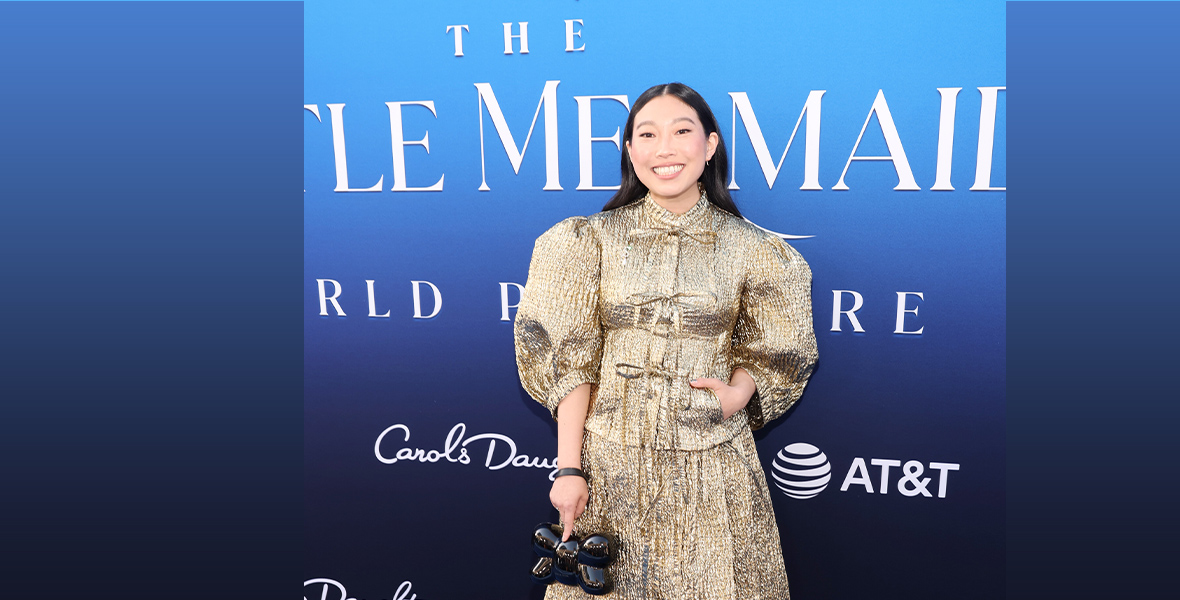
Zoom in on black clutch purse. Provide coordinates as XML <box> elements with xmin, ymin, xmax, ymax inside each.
<box><xmin>530</xmin><ymin>522</ymin><xmax>616</xmax><ymax>595</ymax></box>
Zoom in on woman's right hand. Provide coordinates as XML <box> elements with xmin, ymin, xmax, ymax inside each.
<box><xmin>550</xmin><ymin>474</ymin><xmax>589</xmax><ymax>541</ymax></box>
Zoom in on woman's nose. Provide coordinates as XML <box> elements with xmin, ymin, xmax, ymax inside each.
<box><xmin>656</xmin><ymin>137</ymin><xmax>675</xmax><ymax>157</ymax></box>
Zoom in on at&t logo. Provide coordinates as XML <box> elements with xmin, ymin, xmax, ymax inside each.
<box><xmin>771</xmin><ymin>442</ymin><xmax>961</xmax><ymax>500</ymax></box>
<box><xmin>771</xmin><ymin>442</ymin><xmax>832</xmax><ymax>500</ymax></box>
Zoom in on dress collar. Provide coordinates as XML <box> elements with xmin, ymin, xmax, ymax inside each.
<box><xmin>640</xmin><ymin>188</ymin><xmax>712</xmax><ymax>229</ymax></box>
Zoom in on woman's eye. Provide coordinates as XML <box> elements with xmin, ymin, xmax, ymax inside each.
<box><xmin>637</xmin><ymin>132</ymin><xmax>654</xmax><ymax>138</ymax></box>
<box><xmin>677</xmin><ymin>128</ymin><xmax>692</xmax><ymax>135</ymax></box>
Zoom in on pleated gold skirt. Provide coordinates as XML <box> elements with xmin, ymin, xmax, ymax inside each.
<box><xmin>546</xmin><ymin>428</ymin><xmax>791</xmax><ymax>600</ymax></box>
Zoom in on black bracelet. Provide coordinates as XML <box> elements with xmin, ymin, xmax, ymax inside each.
<box><xmin>554</xmin><ymin>467</ymin><xmax>587</xmax><ymax>480</ymax></box>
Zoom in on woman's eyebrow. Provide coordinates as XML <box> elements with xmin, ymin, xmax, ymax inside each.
<box><xmin>634</xmin><ymin>117</ymin><xmax>698</xmax><ymax>129</ymax></box>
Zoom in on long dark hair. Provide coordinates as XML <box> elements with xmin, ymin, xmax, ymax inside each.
<box><xmin>602</xmin><ymin>83</ymin><xmax>741</xmax><ymax>218</ymax></box>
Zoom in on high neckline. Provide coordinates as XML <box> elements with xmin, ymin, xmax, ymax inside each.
<box><xmin>641</xmin><ymin>189</ymin><xmax>712</xmax><ymax>228</ymax></box>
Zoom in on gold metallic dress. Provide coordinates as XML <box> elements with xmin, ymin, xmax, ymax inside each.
<box><xmin>515</xmin><ymin>192</ymin><xmax>818</xmax><ymax>600</ymax></box>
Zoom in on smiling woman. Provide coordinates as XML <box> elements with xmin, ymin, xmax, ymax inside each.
<box><xmin>626</xmin><ymin>95</ymin><xmax>718</xmax><ymax>211</ymax></box>
<box><xmin>605</xmin><ymin>83</ymin><xmax>744</xmax><ymax>219</ymax></box>
<box><xmin>515</xmin><ymin>82</ymin><xmax>818</xmax><ymax>599</ymax></box>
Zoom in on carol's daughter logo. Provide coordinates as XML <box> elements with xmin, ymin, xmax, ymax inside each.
<box><xmin>304</xmin><ymin>578</ymin><xmax>416</xmax><ymax>600</ymax></box>
<box><xmin>374</xmin><ymin>423</ymin><xmax>559</xmax><ymax>479</ymax></box>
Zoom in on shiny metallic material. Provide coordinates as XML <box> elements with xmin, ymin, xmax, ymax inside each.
<box><xmin>534</xmin><ymin>523</ymin><xmax>563</xmax><ymax>556</ymax></box>
<box><xmin>532</xmin><ymin>523</ymin><xmax>617</xmax><ymax>592</ymax></box>
<box><xmin>577</xmin><ymin>563</ymin><xmax>613</xmax><ymax>596</ymax></box>
<box><xmin>532</xmin><ymin>556</ymin><xmax>556</xmax><ymax>585</ymax></box>
<box><xmin>554</xmin><ymin>538</ymin><xmax>582</xmax><ymax>586</ymax></box>
<box><xmin>516</xmin><ymin>193</ymin><xmax>818</xmax><ymax>599</ymax></box>
<box><xmin>577</xmin><ymin>533</ymin><xmax>615</xmax><ymax>567</ymax></box>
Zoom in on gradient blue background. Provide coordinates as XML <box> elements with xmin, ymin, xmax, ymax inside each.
<box><xmin>0</xmin><ymin>1</ymin><xmax>303</xmax><ymax>598</ymax></box>
<box><xmin>1008</xmin><ymin>2</ymin><xmax>1180</xmax><ymax>598</ymax></box>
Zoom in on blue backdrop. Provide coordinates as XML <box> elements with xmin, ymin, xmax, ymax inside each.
<box><xmin>304</xmin><ymin>1</ymin><xmax>1004</xmax><ymax>598</ymax></box>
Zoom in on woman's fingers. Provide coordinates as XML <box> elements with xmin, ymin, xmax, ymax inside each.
<box><xmin>560</xmin><ymin>506</ymin><xmax>576</xmax><ymax>541</ymax></box>
<box><xmin>552</xmin><ymin>475</ymin><xmax>589</xmax><ymax>541</ymax></box>
<box><xmin>690</xmin><ymin>377</ymin><xmax>725</xmax><ymax>389</ymax></box>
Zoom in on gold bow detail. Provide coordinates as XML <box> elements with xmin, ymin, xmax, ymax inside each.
<box><xmin>627</xmin><ymin>226</ymin><xmax>717</xmax><ymax>245</ymax></box>
<box><xmin>623</xmin><ymin>290</ymin><xmax>717</xmax><ymax>311</ymax></box>
<box><xmin>614</xmin><ymin>362</ymin><xmax>692</xmax><ymax>381</ymax></box>
<box><xmin>613</xmin><ymin>362</ymin><xmax>695</xmax><ymax>416</ymax></box>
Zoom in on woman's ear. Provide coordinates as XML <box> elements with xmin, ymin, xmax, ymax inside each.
<box><xmin>706</xmin><ymin>132</ymin><xmax>719</xmax><ymax>161</ymax></box>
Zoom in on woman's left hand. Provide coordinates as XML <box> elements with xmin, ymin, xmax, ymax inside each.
<box><xmin>690</xmin><ymin>370</ymin><xmax>757</xmax><ymax>420</ymax></box>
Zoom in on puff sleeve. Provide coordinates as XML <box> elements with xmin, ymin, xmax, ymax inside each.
<box><xmin>732</xmin><ymin>233</ymin><xmax>819</xmax><ymax>430</ymax></box>
<box><xmin>514</xmin><ymin>217</ymin><xmax>604</xmax><ymax>419</ymax></box>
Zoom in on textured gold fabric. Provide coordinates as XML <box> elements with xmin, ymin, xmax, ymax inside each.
<box><xmin>548</xmin><ymin>429</ymin><xmax>789</xmax><ymax>600</ymax></box>
<box><xmin>515</xmin><ymin>193</ymin><xmax>818</xmax><ymax>599</ymax></box>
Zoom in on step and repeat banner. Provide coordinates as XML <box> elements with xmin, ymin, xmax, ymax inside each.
<box><xmin>304</xmin><ymin>1</ymin><xmax>1004</xmax><ymax>598</ymax></box>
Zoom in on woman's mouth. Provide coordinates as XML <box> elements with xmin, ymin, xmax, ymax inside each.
<box><xmin>653</xmin><ymin>164</ymin><xmax>684</xmax><ymax>177</ymax></box>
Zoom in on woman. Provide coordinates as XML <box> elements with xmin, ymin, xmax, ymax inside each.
<box><xmin>515</xmin><ymin>83</ymin><xmax>818</xmax><ymax>599</ymax></box>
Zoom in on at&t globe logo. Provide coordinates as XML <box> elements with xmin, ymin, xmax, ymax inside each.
<box><xmin>771</xmin><ymin>442</ymin><xmax>832</xmax><ymax>500</ymax></box>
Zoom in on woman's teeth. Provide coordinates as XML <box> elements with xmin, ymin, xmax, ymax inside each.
<box><xmin>654</xmin><ymin>165</ymin><xmax>684</xmax><ymax>176</ymax></box>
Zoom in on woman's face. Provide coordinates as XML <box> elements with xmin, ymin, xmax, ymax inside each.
<box><xmin>626</xmin><ymin>94</ymin><xmax>719</xmax><ymax>210</ymax></box>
